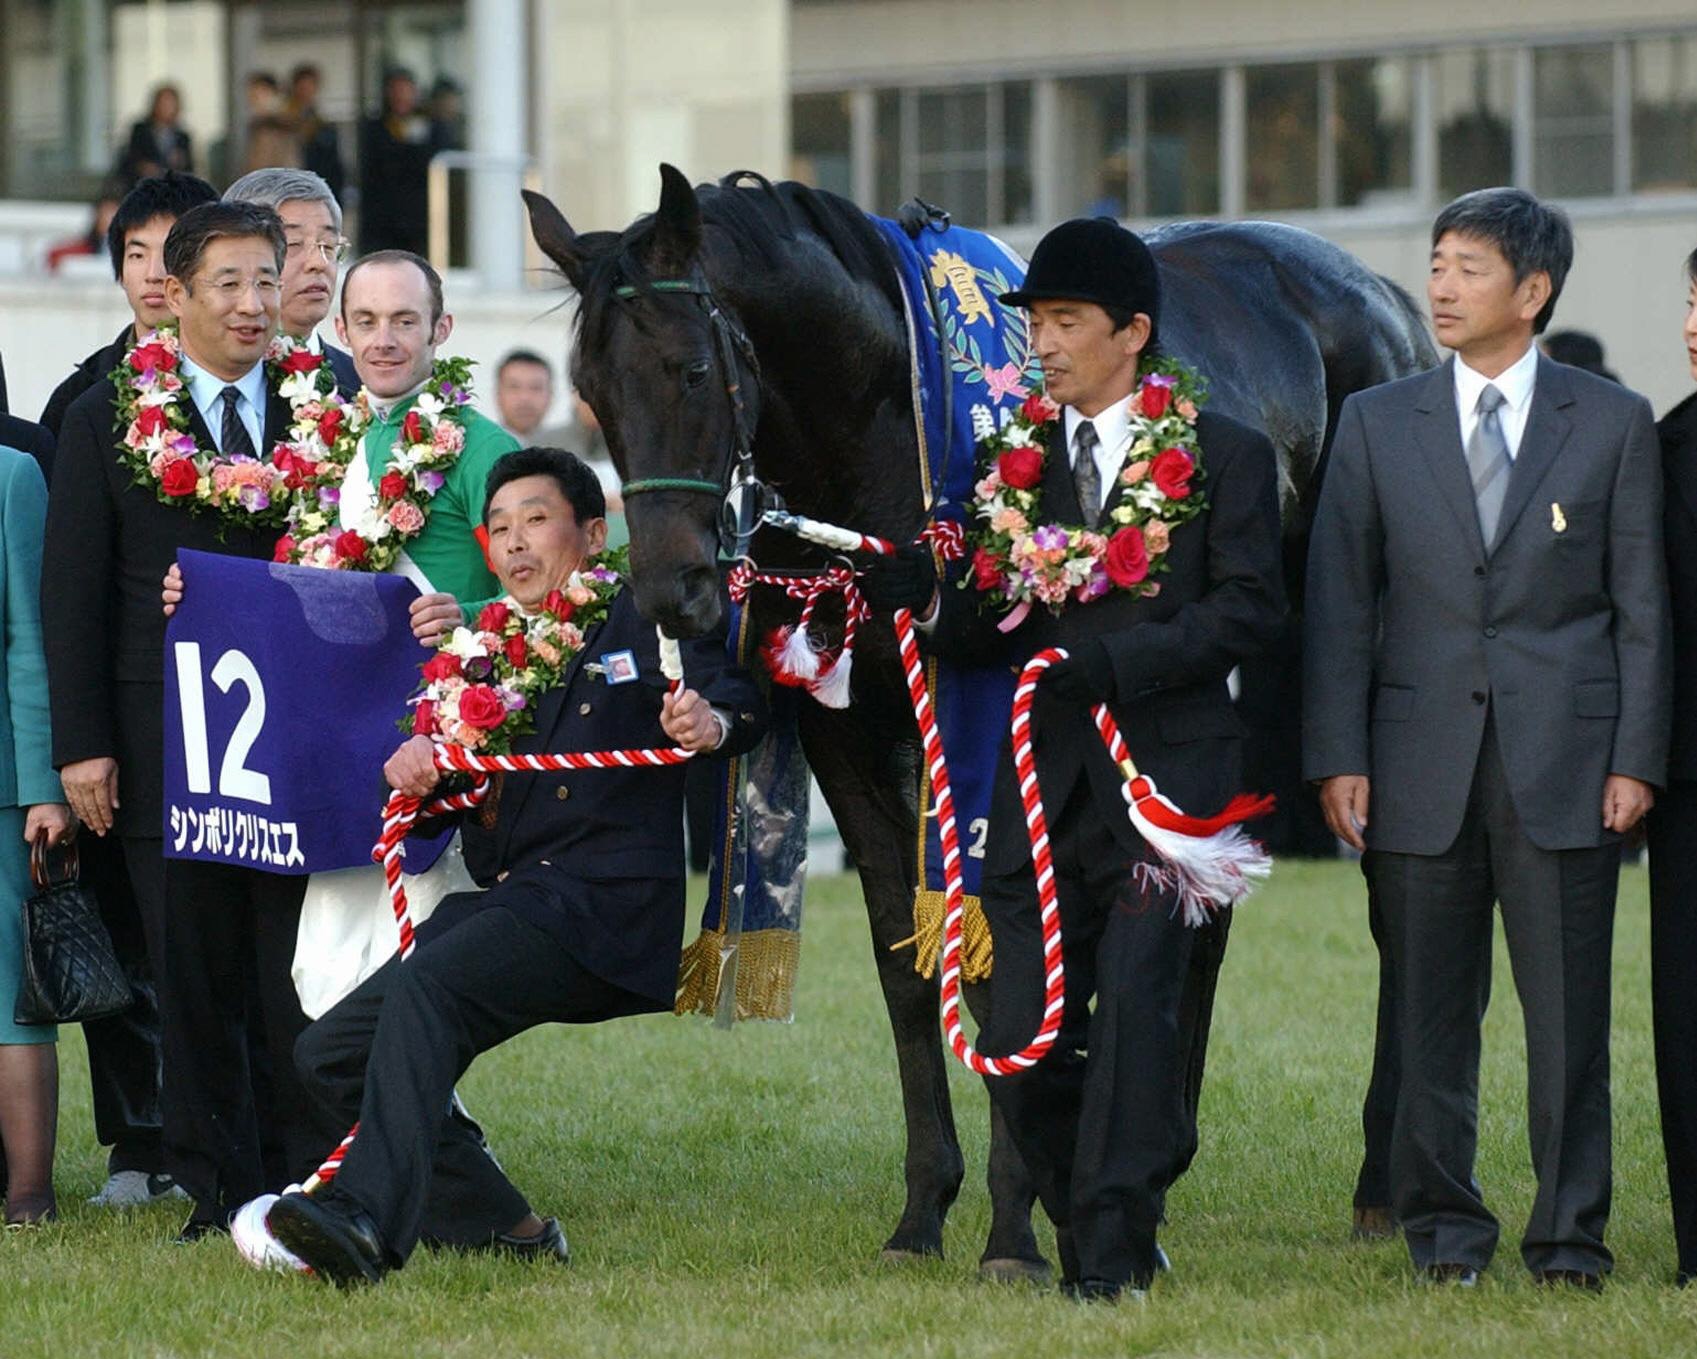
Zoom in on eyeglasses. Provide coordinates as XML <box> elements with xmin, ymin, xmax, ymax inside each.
<box><xmin>283</xmin><ymin>235</ymin><xmax>351</xmax><ymax>264</ymax></box>
<box><xmin>209</xmin><ymin>274</ymin><xmax>281</xmax><ymax>301</ymax></box>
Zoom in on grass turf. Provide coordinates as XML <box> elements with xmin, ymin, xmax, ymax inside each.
<box><xmin>3</xmin><ymin>859</ymin><xmax>1690</xmax><ymax>1357</ymax></box>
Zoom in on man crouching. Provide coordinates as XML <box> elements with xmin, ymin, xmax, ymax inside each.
<box><xmin>266</xmin><ymin>447</ymin><xmax>765</xmax><ymax>1283</ymax></box>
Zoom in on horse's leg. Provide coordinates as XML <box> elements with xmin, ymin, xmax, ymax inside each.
<box><xmin>963</xmin><ymin>978</ymin><xmax>1049</xmax><ymax>1282</ymax></box>
<box><xmin>799</xmin><ymin>704</ymin><xmax>963</xmax><ymax>1259</ymax></box>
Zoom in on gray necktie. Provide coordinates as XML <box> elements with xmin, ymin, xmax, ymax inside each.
<box><xmin>1072</xmin><ymin>421</ymin><xmax>1102</xmax><ymax>526</ymax></box>
<box><xmin>1467</xmin><ymin>383</ymin><xmax>1510</xmax><ymax>547</ymax></box>
<box><xmin>220</xmin><ymin>385</ymin><xmax>256</xmax><ymax>460</ymax></box>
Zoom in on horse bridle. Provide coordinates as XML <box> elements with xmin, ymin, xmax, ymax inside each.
<box><xmin>610</xmin><ymin>274</ymin><xmax>773</xmax><ymax>557</ymax></box>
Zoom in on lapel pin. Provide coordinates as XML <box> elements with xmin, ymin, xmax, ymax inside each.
<box><xmin>1551</xmin><ymin>503</ymin><xmax>1567</xmax><ymax>534</ymax></box>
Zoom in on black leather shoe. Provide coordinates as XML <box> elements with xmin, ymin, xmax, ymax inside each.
<box><xmin>267</xmin><ymin>1192</ymin><xmax>388</xmax><ymax>1286</ymax></box>
<box><xmin>489</xmin><ymin>1216</ymin><xmax>570</xmax><ymax>1263</ymax></box>
<box><xmin>1535</xmin><ymin>1268</ymin><xmax>1604</xmax><ymax>1293</ymax></box>
<box><xmin>1422</xmin><ymin>1262</ymin><xmax>1480</xmax><ymax>1287</ymax></box>
<box><xmin>175</xmin><ymin>1214</ymin><xmax>229</xmax><ymax>1244</ymax></box>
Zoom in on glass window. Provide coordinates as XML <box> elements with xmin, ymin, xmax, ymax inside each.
<box><xmin>1633</xmin><ymin>35</ymin><xmax>1697</xmax><ymax>193</ymax></box>
<box><xmin>1147</xmin><ymin>69</ymin><xmax>1220</xmax><ymax>216</ymax></box>
<box><xmin>915</xmin><ymin>86</ymin><xmax>989</xmax><ymax>223</ymax></box>
<box><xmin>874</xmin><ymin>87</ymin><xmax>903</xmax><ymax>214</ymax></box>
<box><xmin>1055</xmin><ymin>75</ymin><xmax>1130</xmax><ymax>218</ymax></box>
<box><xmin>1435</xmin><ymin>47</ymin><xmax>1515</xmax><ymax>198</ymax></box>
<box><xmin>1335</xmin><ymin>57</ymin><xmax>1414</xmax><ymax>208</ymax></box>
<box><xmin>1001</xmin><ymin>81</ymin><xmax>1033</xmax><ymax>223</ymax></box>
<box><xmin>791</xmin><ymin>92</ymin><xmax>853</xmax><ymax>200</ymax></box>
<box><xmin>1533</xmin><ymin>44</ymin><xmax>1615</xmax><ymax>198</ymax></box>
<box><xmin>1246</xmin><ymin>63</ymin><xmax>1319</xmax><ymax>211</ymax></box>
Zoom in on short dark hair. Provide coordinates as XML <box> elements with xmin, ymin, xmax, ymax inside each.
<box><xmin>247</xmin><ymin>71</ymin><xmax>279</xmax><ymax>93</ymax></box>
<box><xmin>1431</xmin><ymin>187</ymin><xmax>1573</xmax><ymax>335</ymax></box>
<box><xmin>107</xmin><ymin>170</ymin><xmax>218</xmax><ymax>279</ymax></box>
<box><xmin>341</xmin><ymin>249</ymin><xmax>445</xmax><ymax>326</ymax></box>
<box><xmin>163</xmin><ymin>201</ymin><xmax>286</xmax><ymax>287</ymax></box>
<box><xmin>1685</xmin><ymin>246</ymin><xmax>1697</xmax><ymax>286</ymax></box>
<box><xmin>483</xmin><ymin>447</ymin><xmax>606</xmax><ymax>526</ymax></box>
<box><xmin>498</xmin><ymin>349</ymin><xmax>554</xmax><ymax>381</ymax></box>
<box><xmin>289</xmin><ymin>62</ymin><xmax>321</xmax><ymax>87</ymax></box>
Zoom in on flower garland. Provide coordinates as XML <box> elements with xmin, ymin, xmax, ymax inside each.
<box><xmin>274</xmin><ymin>357</ymin><xmax>474</xmax><ymax>572</ymax></box>
<box><xmin>402</xmin><ymin>548</ymin><xmax>628</xmax><ymax>755</ymax></box>
<box><xmin>965</xmin><ymin>356</ymin><xmax>1208</xmax><ymax>616</ymax></box>
<box><xmin>111</xmin><ymin>326</ymin><xmax>294</xmax><ymax>528</ymax></box>
<box><xmin>265</xmin><ymin>333</ymin><xmax>370</xmax><ymax>510</ymax></box>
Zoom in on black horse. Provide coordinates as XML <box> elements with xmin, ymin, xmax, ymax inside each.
<box><xmin>522</xmin><ymin>166</ymin><xmax>1436</xmax><ymax>1273</ymax></box>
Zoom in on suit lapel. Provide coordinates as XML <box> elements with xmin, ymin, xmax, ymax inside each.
<box><xmin>1043</xmin><ymin>420</ymin><xmax>1086</xmax><ymax>526</ymax></box>
<box><xmin>262</xmin><ymin>382</ymin><xmax>293</xmax><ymax>452</ymax></box>
<box><xmin>1663</xmin><ymin>403</ymin><xmax>1697</xmax><ymax>529</ymax></box>
<box><xmin>1491</xmin><ymin>355</ymin><xmax>1574</xmax><ymax>551</ymax></box>
<box><xmin>183</xmin><ymin>400</ymin><xmax>219</xmax><ymax>458</ymax></box>
<box><xmin>1411</xmin><ymin>359</ymin><xmax>1487</xmax><ymax>559</ymax></box>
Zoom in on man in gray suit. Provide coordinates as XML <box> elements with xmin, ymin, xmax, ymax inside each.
<box><xmin>1304</xmin><ymin>188</ymin><xmax>1670</xmax><ymax>1290</ymax></box>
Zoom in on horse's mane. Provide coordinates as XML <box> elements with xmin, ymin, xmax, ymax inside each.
<box><xmin>573</xmin><ymin>173</ymin><xmax>900</xmax><ymax>354</ymax></box>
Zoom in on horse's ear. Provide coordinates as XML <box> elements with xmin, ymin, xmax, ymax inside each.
<box><xmin>653</xmin><ymin>163</ymin><xmax>701</xmax><ymax>268</ymax></box>
<box><xmin>522</xmin><ymin>189</ymin><xmax>587</xmax><ymax>289</ymax></box>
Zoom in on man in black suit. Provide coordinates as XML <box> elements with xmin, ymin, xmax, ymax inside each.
<box><xmin>40</xmin><ymin>172</ymin><xmax>219</xmax><ymax>441</ymax></box>
<box><xmin>265</xmin><ymin>448</ymin><xmax>765</xmax><ymax>1283</ymax></box>
<box><xmin>867</xmin><ymin>218</ymin><xmax>1285</xmax><ymax>1300</ymax></box>
<box><xmin>225</xmin><ymin>167</ymin><xmax>357</xmax><ymax>395</ymax></box>
<box><xmin>44</xmin><ymin>201</ymin><xmax>343</xmax><ymax>1240</ymax></box>
<box><xmin>0</xmin><ymin>413</ymin><xmax>52</xmax><ymax>483</ymax></box>
<box><xmin>1648</xmin><ymin>244</ymin><xmax>1697</xmax><ymax>1287</ymax></box>
<box><xmin>1305</xmin><ymin>189</ymin><xmax>1669</xmax><ymax>1289</ymax></box>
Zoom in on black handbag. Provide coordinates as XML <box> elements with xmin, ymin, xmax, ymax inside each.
<box><xmin>13</xmin><ymin>833</ymin><xmax>132</xmax><ymax>1025</ymax></box>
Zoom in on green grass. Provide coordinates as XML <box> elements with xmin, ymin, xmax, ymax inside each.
<box><xmin>4</xmin><ymin>861</ymin><xmax>1692</xmax><ymax>1357</ymax></box>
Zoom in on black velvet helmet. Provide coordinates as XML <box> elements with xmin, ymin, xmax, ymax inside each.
<box><xmin>1000</xmin><ymin>216</ymin><xmax>1161</xmax><ymax>342</ymax></box>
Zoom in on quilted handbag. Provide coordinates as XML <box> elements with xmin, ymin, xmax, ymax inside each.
<box><xmin>13</xmin><ymin>834</ymin><xmax>132</xmax><ymax>1025</ymax></box>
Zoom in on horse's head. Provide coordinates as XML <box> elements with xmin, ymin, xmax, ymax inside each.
<box><xmin>523</xmin><ymin>165</ymin><xmax>757</xmax><ymax>638</ymax></box>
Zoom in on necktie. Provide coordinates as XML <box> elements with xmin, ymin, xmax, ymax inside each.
<box><xmin>220</xmin><ymin>385</ymin><xmax>257</xmax><ymax>460</ymax></box>
<box><xmin>1467</xmin><ymin>383</ymin><xmax>1510</xmax><ymax>548</ymax></box>
<box><xmin>1072</xmin><ymin>421</ymin><xmax>1102</xmax><ymax>526</ymax></box>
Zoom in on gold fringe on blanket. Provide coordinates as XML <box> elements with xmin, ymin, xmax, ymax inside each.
<box><xmin>674</xmin><ymin>927</ymin><xmax>801</xmax><ymax>1021</ymax></box>
<box><xmin>892</xmin><ymin>889</ymin><xmax>993</xmax><ymax>984</ymax></box>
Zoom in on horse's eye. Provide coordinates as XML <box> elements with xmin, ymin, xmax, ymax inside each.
<box><xmin>685</xmin><ymin>360</ymin><xmax>712</xmax><ymax>391</ymax></box>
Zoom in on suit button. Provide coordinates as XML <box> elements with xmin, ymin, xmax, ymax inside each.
<box><xmin>579</xmin><ymin>702</ymin><xmax>592</xmax><ymax>715</ymax></box>
<box><xmin>555</xmin><ymin>786</ymin><xmax>570</xmax><ymax>801</ymax></box>
<box><xmin>1474</xmin><ymin>565</ymin><xmax>1486</xmax><ymax>577</ymax></box>
<box><xmin>1484</xmin><ymin>626</ymin><xmax>1498</xmax><ymax>638</ymax></box>
<box><xmin>1472</xmin><ymin>691</ymin><xmax>1486</xmax><ymax>705</ymax></box>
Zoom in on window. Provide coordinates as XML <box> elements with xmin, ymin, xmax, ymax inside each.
<box><xmin>1246</xmin><ymin>63</ymin><xmax>1319</xmax><ymax>211</ymax></box>
<box><xmin>874</xmin><ymin>87</ymin><xmax>903</xmax><ymax>215</ymax></box>
<box><xmin>1533</xmin><ymin>44</ymin><xmax>1616</xmax><ymax>198</ymax></box>
<box><xmin>1055</xmin><ymin>75</ymin><xmax>1131</xmax><ymax>218</ymax></box>
<box><xmin>1147</xmin><ymin>70</ymin><xmax>1220</xmax><ymax>216</ymax></box>
<box><xmin>872</xmin><ymin>82</ymin><xmax>1034</xmax><ymax>225</ymax></box>
<box><xmin>1335</xmin><ymin>57</ymin><xmax>1414</xmax><ymax>208</ymax></box>
<box><xmin>1435</xmin><ymin>47</ymin><xmax>1515</xmax><ymax>198</ymax></box>
<box><xmin>1633</xmin><ymin>35</ymin><xmax>1697</xmax><ymax>193</ymax></box>
<box><xmin>916</xmin><ymin>86</ymin><xmax>990</xmax><ymax>223</ymax></box>
<box><xmin>791</xmin><ymin>92</ymin><xmax>853</xmax><ymax>199</ymax></box>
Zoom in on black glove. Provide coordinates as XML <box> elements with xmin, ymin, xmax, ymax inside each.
<box><xmin>859</xmin><ymin>544</ymin><xmax>938</xmax><ymax>615</ymax></box>
<box><xmin>1043</xmin><ymin>639</ymin><xmax>1116</xmax><ymax>703</ymax></box>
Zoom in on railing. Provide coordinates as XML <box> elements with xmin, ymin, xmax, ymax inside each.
<box><xmin>425</xmin><ymin>149</ymin><xmax>544</xmax><ymax>282</ymax></box>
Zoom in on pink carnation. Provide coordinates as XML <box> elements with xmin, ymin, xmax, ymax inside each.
<box><xmin>432</xmin><ymin>420</ymin><xmax>466</xmax><ymax>455</ymax></box>
<box><xmin>1144</xmin><ymin>520</ymin><xmax>1171</xmax><ymax>554</ymax></box>
<box><xmin>387</xmin><ymin>500</ymin><xmax>426</xmax><ymax>534</ymax></box>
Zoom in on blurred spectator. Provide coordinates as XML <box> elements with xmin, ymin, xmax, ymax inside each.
<box><xmin>1542</xmin><ymin>329</ymin><xmax>1621</xmax><ymax>383</ymax></box>
<box><xmin>119</xmin><ymin>85</ymin><xmax>193</xmax><ymax>185</ymax></box>
<box><xmin>358</xmin><ymin>67</ymin><xmax>439</xmax><ymax>255</ymax></box>
<box><xmin>45</xmin><ymin>182</ymin><xmax>124</xmax><ymax>273</ymax></box>
<box><xmin>567</xmin><ymin>393</ymin><xmax>626</xmax><ymax>549</ymax></box>
<box><xmin>288</xmin><ymin>63</ymin><xmax>344</xmax><ymax>204</ymax></box>
<box><xmin>242</xmin><ymin>73</ymin><xmax>301</xmax><ymax>176</ymax></box>
<box><xmin>428</xmin><ymin>76</ymin><xmax>466</xmax><ymax>151</ymax></box>
<box><xmin>0</xmin><ymin>433</ymin><xmax>74</xmax><ymax>1227</ymax></box>
<box><xmin>495</xmin><ymin>350</ymin><xmax>559</xmax><ymax>442</ymax></box>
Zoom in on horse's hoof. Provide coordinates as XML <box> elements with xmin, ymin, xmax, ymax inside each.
<box><xmin>979</xmin><ymin>1255</ymin><xmax>1052</xmax><ymax>1285</ymax></box>
<box><xmin>880</xmin><ymin>1245</ymin><xmax>941</xmax><ymax>1265</ymax></box>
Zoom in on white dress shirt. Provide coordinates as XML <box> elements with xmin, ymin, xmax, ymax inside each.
<box><xmin>1063</xmin><ymin>399</ymin><xmax>1137</xmax><ymax>517</ymax></box>
<box><xmin>179</xmin><ymin>353</ymin><xmax>266</xmax><ymax>455</ymax></box>
<box><xmin>1453</xmin><ymin>343</ymin><xmax>1538</xmax><ymax>461</ymax></box>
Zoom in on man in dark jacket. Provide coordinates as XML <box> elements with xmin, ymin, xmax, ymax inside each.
<box><xmin>867</xmin><ymin>218</ymin><xmax>1285</xmax><ymax>1300</ymax></box>
<box><xmin>39</xmin><ymin>172</ymin><xmax>218</xmax><ymax>440</ymax></box>
<box><xmin>266</xmin><ymin>447</ymin><xmax>765</xmax><ymax>1284</ymax></box>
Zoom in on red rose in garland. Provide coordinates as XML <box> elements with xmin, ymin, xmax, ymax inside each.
<box><xmin>160</xmin><ymin>460</ymin><xmax>199</xmax><ymax>497</ymax></box>
<box><xmin>1137</xmin><ymin>382</ymin><xmax>1172</xmax><ymax>420</ymax></box>
<box><xmin>456</xmin><ymin>684</ymin><xmax>507</xmax><ymax>731</ymax></box>
<box><xmin>334</xmin><ymin>529</ymin><xmax>369</xmax><ymax>562</ymax></box>
<box><xmin>316</xmin><ymin>407</ymin><xmax>343</xmax><ymax>444</ymax></box>
<box><xmin>401</xmin><ymin>409</ymin><xmax>426</xmax><ymax>445</ymax></box>
<box><xmin>273</xmin><ymin>534</ymin><xmax>295</xmax><ymax>562</ymax></box>
<box><xmin>1149</xmin><ymin>448</ymin><xmax>1195</xmax><ymax>500</ymax></box>
<box><xmin>997</xmin><ymin>446</ymin><xmax>1043</xmax><ymax>490</ymax></box>
<box><xmin>413</xmin><ymin>699</ymin><xmax>438</xmax><ymax>737</ymax></box>
<box><xmin>1104</xmin><ymin>525</ymin><xmax>1150</xmax><ymax>587</ymax></box>
<box><xmin>543</xmin><ymin>588</ymin><xmax>574</xmax><ymax>620</ymax></box>
<box><xmin>972</xmin><ymin>546</ymin><xmax>1006</xmax><ymax>592</ymax></box>
<box><xmin>1020</xmin><ymin>391</ymin><xmax>1060</xmax><ymax>426</ymax></box>
<box><xmin>477</xmin><ymin>601</ymin><xmax>510</xmax><ymax>632</ymax></box>
<box><xmin>280</xmin><ymin>349</ymin><xmax>321</xmax><ymax>375</ymax></box>
<box><xmin>504</xmin><ymin>634</ymin><xmax>529</xmax><ymax>667</ymax></box>
<box><xmin>134</xmin><ymin>404</ymin><xmax>168</xmax><ymax>438</ymax></box>
<box><xmin>379</xmin><ymin>472</ymin><xmax>408</xmax><ymax>500</ymax></box>
<box><xmin>130</xmin><ymin>341</ymin><xmax>176</xmax><ymax>374</ymax></box>
<box><xmin>421</xmin><ymin>652</ymin><xmax>462</xmax><ymax>682</ymax></box>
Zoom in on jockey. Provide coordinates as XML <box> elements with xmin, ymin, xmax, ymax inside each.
<box><xmin>864</xmin><ymin>218</ymin><xmax>1286</xmax><ymax>1300</ymax></box>
<box><xmin>264</xmin><ymin>447</ymin><xmax>766</xmax><ymax>1283</ymax></box>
